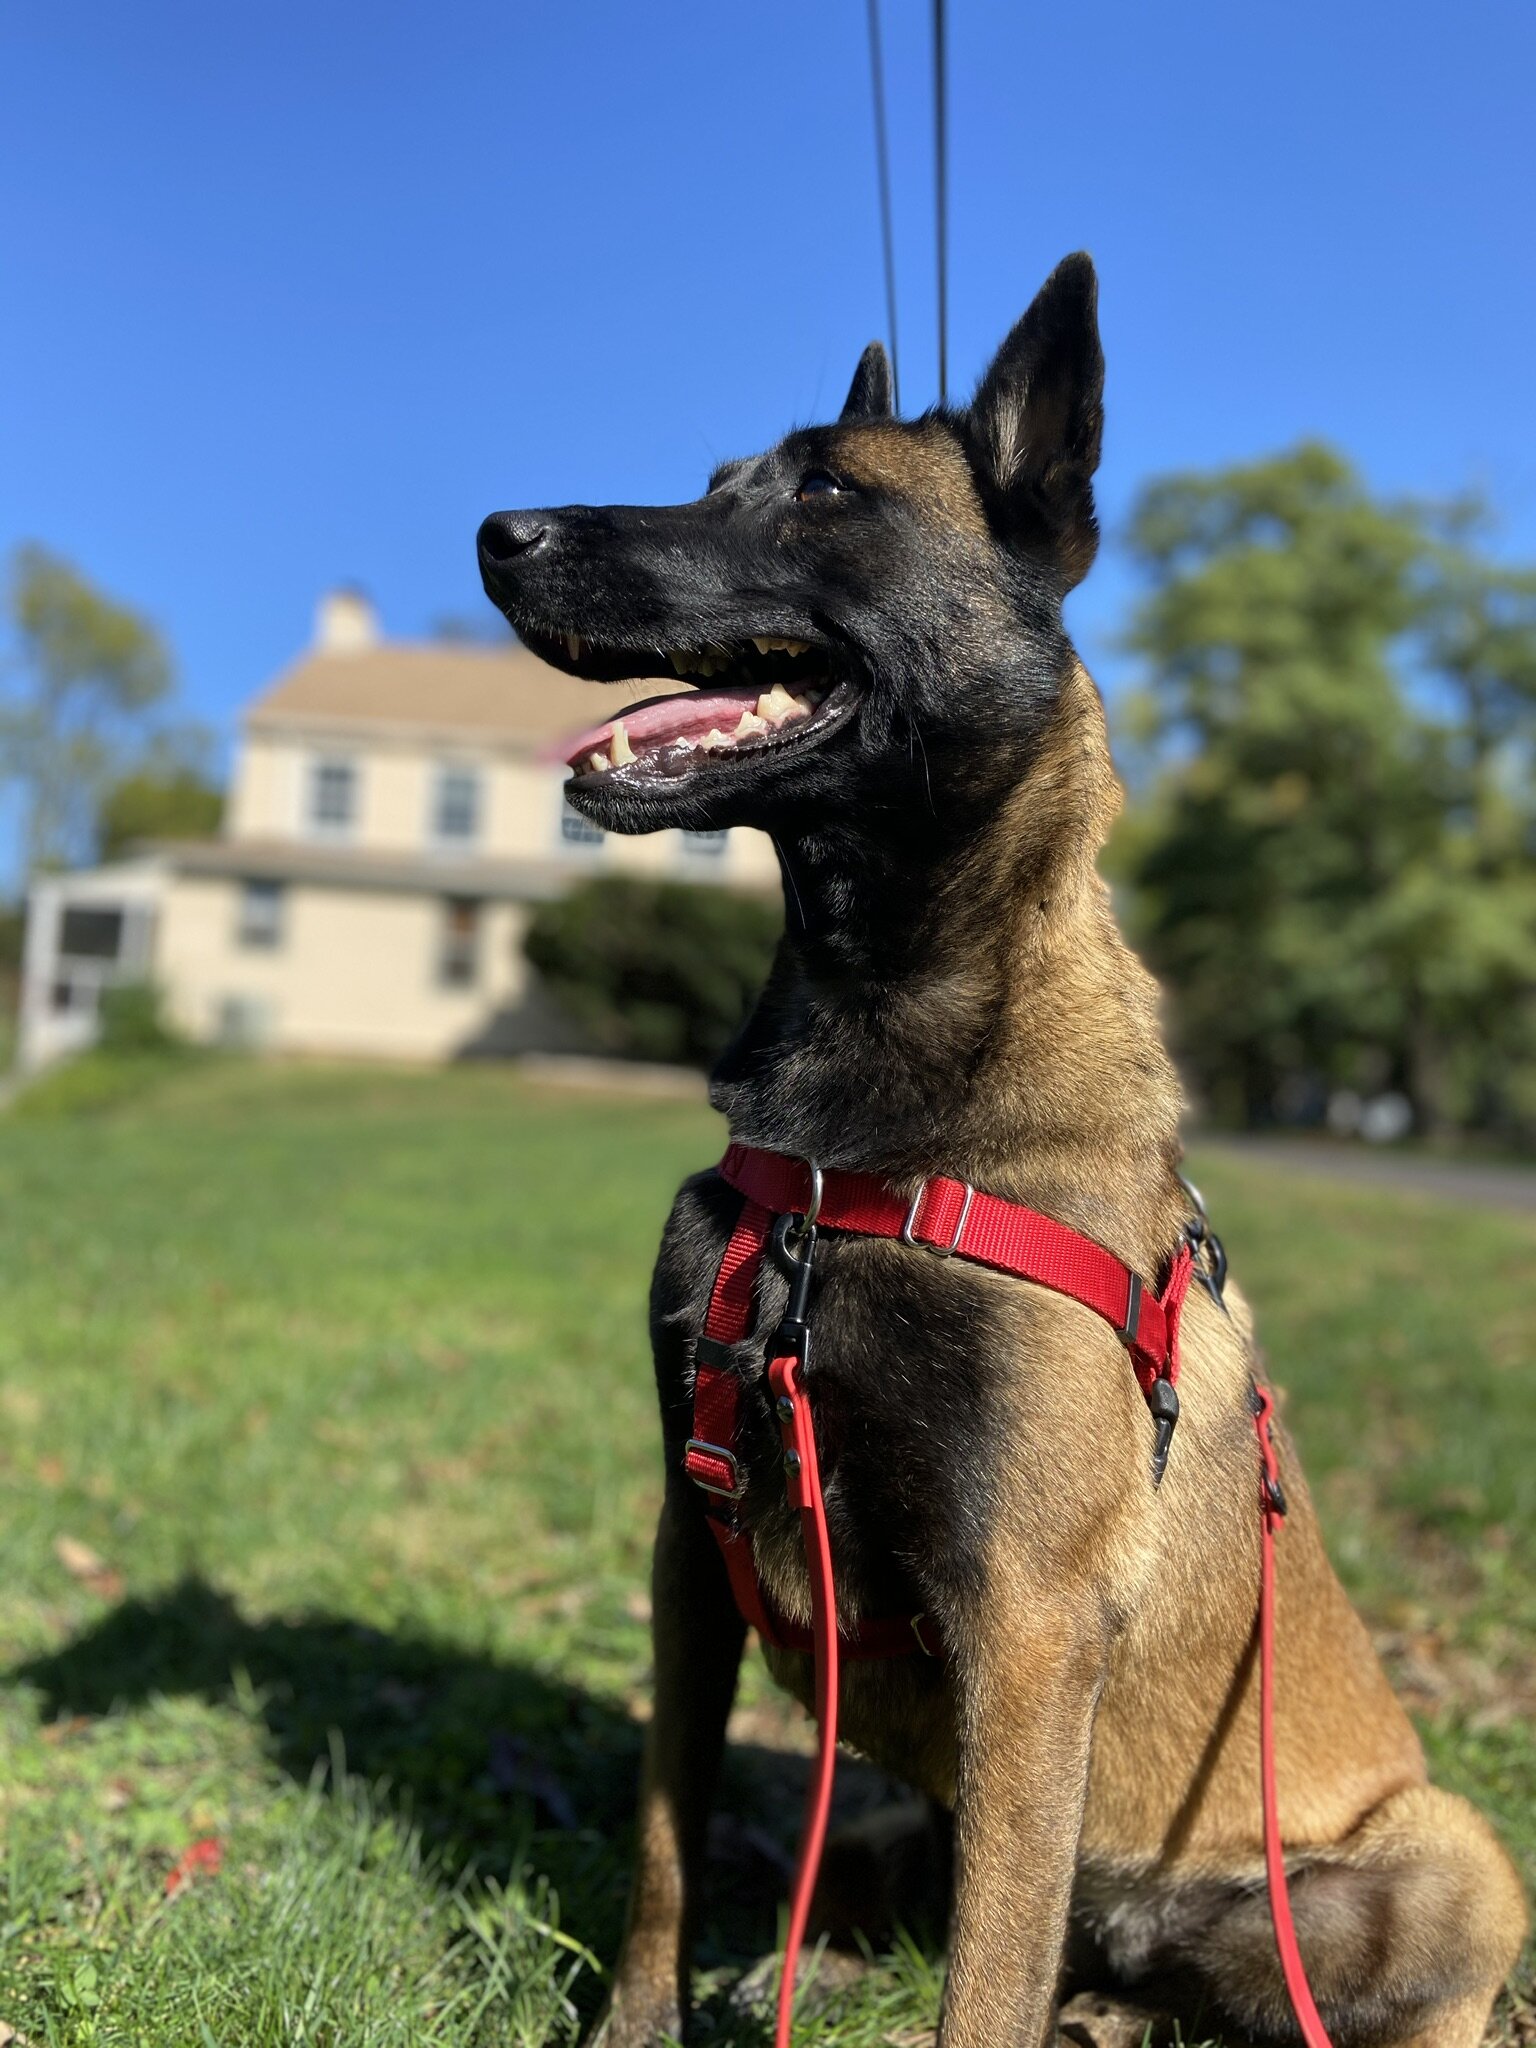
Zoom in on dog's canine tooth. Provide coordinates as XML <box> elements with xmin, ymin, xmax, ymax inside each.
<box><xmin>609</xmin><ymin>719</ymin><xmax>636</xmax><ymax>765</ymax></box>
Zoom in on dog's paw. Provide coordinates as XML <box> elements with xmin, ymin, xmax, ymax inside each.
<box><xmin>1056</xmin><ymin>1990</ymin><xmax>1162</xmax><ymax>2048</ymax></box>
<box><xmin>582</xmin><ymin>1995</ymin><xmax>684</xmax><ymax>2048</ymax></box>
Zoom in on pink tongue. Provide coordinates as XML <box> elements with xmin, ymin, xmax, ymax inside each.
<box><xmin>555</xmin><ymin>686</ymin><xmax>762</xmax><ymax>766</ymax></box>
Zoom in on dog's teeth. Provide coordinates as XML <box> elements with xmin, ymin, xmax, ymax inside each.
<box><xmin>669</xmin><ymin>650</ymin><xmax>695</xmax><ymax>675</ymax></box>
<box><xmin>751</xmin><ymin>636</ymin><xmax>773</xmax><ymax>656</ymax></box>
<box><xmin>609</xmin><ymin>719</ymin><xmax>636</xmax><ymax>766</ymax></box>
<box><xmin>566</xmin><ymin>632</ymin><xmax>584</xmax><ymax>661</ymax></box>
<box><xmin>587</xmin><ymin>750</ymin><xmax>610</xmax><ymax>773</ymax></box>
<box><xmin>758</xmin><ymin>682</ymin><xmax>800</xmax><ymax>724</ymax></box>
<box><xmin>782</xmin><ymin>639</ymin><xmax>811</xmax><ymax>657</ymax></box>
<box><xmin>733</xmin><ymin>708</ymin><xmax>768</xmax><ymax>739</ymax></box>
<box><xmin>698</xmin><ymin>728</ymin><xmax>735</xmax><ymax>752</ymax></box>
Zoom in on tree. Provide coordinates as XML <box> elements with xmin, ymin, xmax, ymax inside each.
<box><xmin>525</xmin><ymin>877</ymin><xmax>782</xmax><ymax>1066</ymax></box>
<box><xmin>97</xmin><ymin>767</ymin><xmax>223</xmax><ymax>861</ymax></box>
<box><xmin>2</xmin><ymin>545</ymin><xmax>174</xmax><ymax>873</ymax></box>
<box><xmin>1116</xmin><ymin>445</ymin><xmax>1536</xmax><ymax>1140</ymax></box>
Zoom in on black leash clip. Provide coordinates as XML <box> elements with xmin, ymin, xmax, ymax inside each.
<box><xmin>769</xmin><ymin>1210</ymin><xmax>819</xmax><ymax>1363</ymax></box>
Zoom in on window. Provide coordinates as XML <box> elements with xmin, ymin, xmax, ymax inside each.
<box><xmin>682</xmin><ymin>829</ymin><xmax>728</xmax><ymax>858</ymax></box>
<box><xmin>432</xmin><ymin>764</ymin><xmax>481</xmax><ymax>846</ymax></box>
<box><xmin>59</xmin><ymin>906</ymin><xmax>125</xmax><ymax>960</ymax></box>
<box><xmin>438</xmin><ymin>897</ymin><xmax>480</xmax><ymax>987</ymax></box>
<box><xmin>308</xmin><ymin>757</ymin><xmax>357</xmax><ymax>836</ymax></box>
<box><xmin>560</xmin><ymin>800</ymin><xmax>604</xmax><ymax>848</ymax></box>
<box><xmin>237</xmin><ymin>879</ymin><xmax>285</xmax><ymax>949</ymax></box>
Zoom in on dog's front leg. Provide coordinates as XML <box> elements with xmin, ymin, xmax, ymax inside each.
<box><xmin>592</xmin><ymin>1478</ymin><xmax>746</xmax><ymax>2047</ymax></box>
<box><xmin>940</xmin><ymin>1599</ymin><xmax>1106</xmax><ymax>2048</ymax></box>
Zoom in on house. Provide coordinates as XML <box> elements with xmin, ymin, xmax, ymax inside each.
<box><xmin>18</xmin><ymin>590</ymin><xmax>778</xmax><ymax>1070</ymax></box>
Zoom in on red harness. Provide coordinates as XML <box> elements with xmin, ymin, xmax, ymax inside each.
<box><xmin>684</xmin><ymin>1144</ymin><xmax>1333</xmax><ymax>2048</ymax></box>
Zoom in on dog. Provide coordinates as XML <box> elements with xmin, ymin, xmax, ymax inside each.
<box><xmin>478</xmin><ymin>254</ymin><xmax>1526</xmax><ymax>2048</ymax></box>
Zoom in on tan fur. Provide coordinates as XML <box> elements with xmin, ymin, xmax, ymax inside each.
<box><xmin>831</xmin><ymin>420</ymin><xmax>992</xmax><ymax>538</ymax></box>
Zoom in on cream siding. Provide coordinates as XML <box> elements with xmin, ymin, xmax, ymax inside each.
<box><xmin>157</xmin><ymin>876</ymin><xmax>543</xmax><ymax>1061</ymax></box>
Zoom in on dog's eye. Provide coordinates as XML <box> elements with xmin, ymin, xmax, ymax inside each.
<box><xmin>796</xmin><ymin>470</ymin><xmax>846</xmax><ymax>501</ymax></box>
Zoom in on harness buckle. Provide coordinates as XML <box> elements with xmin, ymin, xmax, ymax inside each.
<box><xmin>900</xmin><ymin>1178</ymin><xmax>975</xmax><ymax>1256</ymax></box>
<box><xmin>684</xmin><ymin>1440</ymin><xmax>747</xmax><ymax>1500</ymax></box>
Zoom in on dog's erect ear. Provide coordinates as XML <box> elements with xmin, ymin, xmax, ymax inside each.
<box><xmin>840</xmin><ymin>341</ymin><xmax>894</xmax><ymax>421</ymax></box>
<box><xmin>963</xmin><ymin>252</ymin><xmax>1104</xmax><ymax>586</ymax></box>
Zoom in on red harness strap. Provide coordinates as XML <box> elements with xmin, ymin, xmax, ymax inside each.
<box><xmin>713</xmin><ymin>1142</ymin><xmax>1195</xmax><ymax>1396</ymax></box>
<box><xmin>683</xmin><ymin>1145</ymin><xmax>1330</xmax><ymax>2048</ymax></box>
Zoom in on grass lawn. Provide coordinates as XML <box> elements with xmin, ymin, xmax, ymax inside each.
<box><xmin>0</xmin><ymin>1058</ymin><xmax>1531</xmax><ymax>2046</ymax></box>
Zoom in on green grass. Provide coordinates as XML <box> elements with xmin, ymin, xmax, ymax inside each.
<box><xmin>0</xmin><ymin>1059</ymin><xmax>1530</xmax><ymax>2045</ymax></box>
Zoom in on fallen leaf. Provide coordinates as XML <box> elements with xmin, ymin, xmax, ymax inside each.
<box><xmin>52</xmin><ymin>1534</ymin><xmax>123</xmax><ymax>1600</ymax></box>
<box><xmin>54</xmin><ymin>1534</ymin><xmax>105</xmax><ymax>1578</ymax></box>
<box><xmin>0</xmin><ymin>2021</ymin><xmax>35</xmax><ymax>2046</ymax></box>
<box><xmin>40</xmin><ymin>1715</ymin><xmax>93</xmax><ymax>1746</ymax></box>
<box><xmin>165</xmin><ymin>1836</ymin><xmax>223</xmax><ymax>1896</ymax></box>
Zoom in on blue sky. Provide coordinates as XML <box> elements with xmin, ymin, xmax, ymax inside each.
<box><xmin>3</xmin><ymin>0</ymin><xmax>1534</xmax><ymax>807</ymax></box>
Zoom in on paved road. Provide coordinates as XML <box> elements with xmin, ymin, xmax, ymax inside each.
<box><xmin>1197</xmin><ymin>1135</ymin><xmax>1536</xmax><ymax>1214</ymax></box>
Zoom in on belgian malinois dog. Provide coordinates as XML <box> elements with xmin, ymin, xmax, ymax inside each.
<box><xmin>478</xmin><ymin>255</ymin><xmax>1526</xmax><ymax>2048</ymax></box>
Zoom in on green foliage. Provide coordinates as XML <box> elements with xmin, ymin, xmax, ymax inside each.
<box><xmin>98</xmin><ymin>980</ymin><xmax>181</xmax><ymax>1054</ymax></box>
<box><xmin>13</xmin><ymin>989</ymin><xmax>199</xmax><ymax>1120</ymax></box>
<box><xmin>525</xmin><ymin>876</ymin><xmax>782</xmax><ymax>1066</ymax></box>
<box><xmin>0</xmin><ymin>1064</ymin><xmax>1527</xmax><ymax>2039</ymax></box>
<box><xmin>98</xmin><ymin>765</ymin><xmax>223</xmax><ymax>860</ymax></box>
<box><xmin>1118</xmin><ymin>444</ymin><xmax>1536</xmax><ymax>1139</ymax></box>
<box><xmin>2</xmin><ymin>544</ymin><xmax>181</xmax><ymax>874</ymax></box>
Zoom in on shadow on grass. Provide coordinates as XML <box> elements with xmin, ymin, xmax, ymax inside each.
<box><xmin>6</xmin><ymin>1574</ymin><xmax>909</xmax><ymax>1982</ymax></box>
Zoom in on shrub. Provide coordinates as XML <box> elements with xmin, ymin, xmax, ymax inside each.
<box><xmin>524</xmin><ymin>878</ymin><xmax>781</xmax><ymax>1067</ymax></box>
<box><xmin>98</xmin><ymin>979</ymin><xmax>181</xmax><ymax>1053</ymax></box>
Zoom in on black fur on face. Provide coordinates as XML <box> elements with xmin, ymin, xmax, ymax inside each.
<box><xmin>476</xmin><ymin>253</ymin><xmax>1104</xmax><ymax>844</ymax></box>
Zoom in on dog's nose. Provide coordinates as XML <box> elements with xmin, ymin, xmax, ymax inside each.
<box><xmin>477</xmin><ymin>512</ymin><xmax>549</xmax><ymax>566</ymax></box>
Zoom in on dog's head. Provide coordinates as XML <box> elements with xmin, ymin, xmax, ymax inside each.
<box><xmin>478</xmin><ymin>253</ymin><xmax>1103</xmax><ymax>840</ymax></box>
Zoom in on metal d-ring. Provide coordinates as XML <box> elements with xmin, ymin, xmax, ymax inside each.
<box><xmin>783</xmin><ymin>1161</ymin><xmax>823</xmax><ymax>1249</ymax></box>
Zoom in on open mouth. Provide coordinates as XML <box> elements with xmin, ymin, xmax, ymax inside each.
<box><xmin>524</xmin><ymin>630</ymin><xmax>860</xmax><ymax>786</ymax></box>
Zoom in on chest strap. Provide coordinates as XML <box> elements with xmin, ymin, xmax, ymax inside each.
<box><xmin>684</xmin><ymin>1145</ymin><xmax>1196</xmax><ymax>1659</ymax></box>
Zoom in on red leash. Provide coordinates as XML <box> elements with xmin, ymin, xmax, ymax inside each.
<box><xmin>1254</xmin><ymin>1385</ymin><xmax>1334</xmax><ymax>2048</ymax></box>
<box><xmin>685</xmin><ymin>1146</ymin><xmax>1332</xmax><ymax>2048</ymax></box>
<box><xmin>768</xmin><ymin>1343</ymin><xmax>841</xmax><ymax>2048</ymax></box>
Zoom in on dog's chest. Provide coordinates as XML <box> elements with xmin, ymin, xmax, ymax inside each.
<box><xmin>651</xmin><ymin>1172</ymin><xmax>1015</xmax><ymax>1628</ymax></box>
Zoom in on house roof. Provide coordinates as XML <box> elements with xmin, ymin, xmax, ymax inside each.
<box><xmin>245</xmin><ymin>641</ymin><xmax>680</xmax><ymax>751</ymax></box>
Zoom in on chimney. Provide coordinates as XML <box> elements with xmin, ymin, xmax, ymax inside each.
<box><xmin>314</xmin><ymin>585</ymin><xmax>380</xmax><ymax>653</ymax></box>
